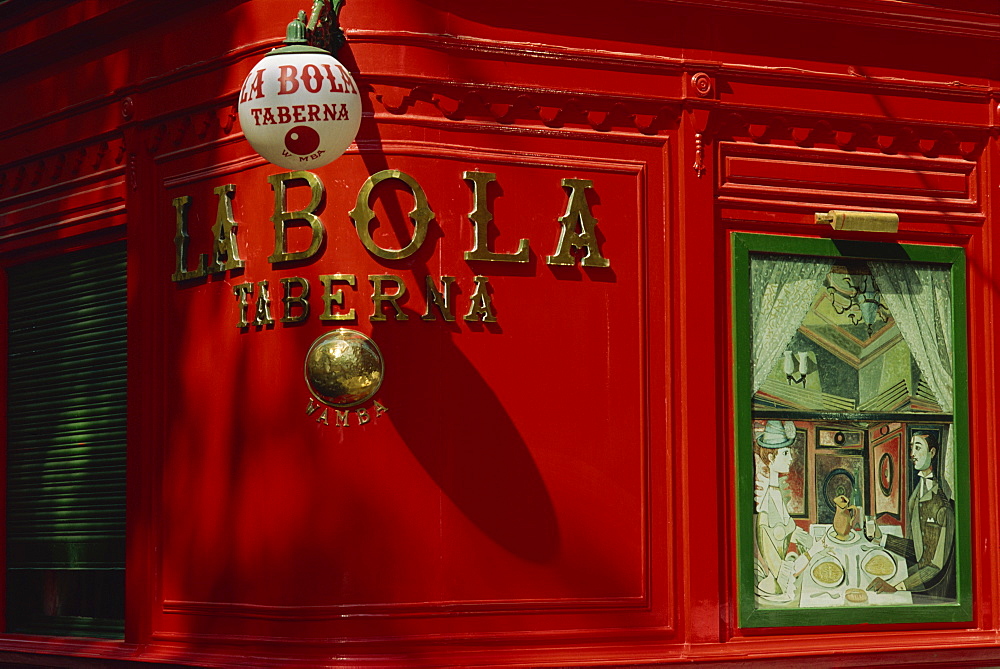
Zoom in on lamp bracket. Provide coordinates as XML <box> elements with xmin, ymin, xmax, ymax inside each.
<box><xmin>309</xmin><ymin>0</ymin><xmax>346</xmax><ymax>54</ymax></box>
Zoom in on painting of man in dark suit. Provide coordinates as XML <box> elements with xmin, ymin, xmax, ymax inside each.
<box><xmin>867</xmin><ymin>431</ymin><xmax>956</xmax><ymax>602</ymax></box>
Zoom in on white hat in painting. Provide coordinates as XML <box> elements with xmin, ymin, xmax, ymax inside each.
<box><xmin>756</xmin><ymin>420</ymin><xmax>797</xmax><ymax>448</ymax></box>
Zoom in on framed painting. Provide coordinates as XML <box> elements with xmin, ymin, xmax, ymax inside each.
<box><xmin>733</xmin><ymin>233</ymin><xmax>971</xmax><ymax>628</ymax></box>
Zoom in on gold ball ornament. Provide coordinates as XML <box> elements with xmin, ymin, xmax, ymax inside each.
<box><xmin>304</xmin><ymin>329</ymin><xmax>384</xmax><ymax>407</ymax></box>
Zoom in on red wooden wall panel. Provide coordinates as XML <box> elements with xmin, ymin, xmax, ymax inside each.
<box><xmin>154</xmin><ymin>143</ymin><xmax>656</xmax><ymax>621</ymax></box>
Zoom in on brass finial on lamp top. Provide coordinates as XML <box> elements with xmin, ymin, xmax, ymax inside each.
<box><xmin>284</xmin><ymin>11</ymin><xmax>309</xmax><ymax>46</ymax></box>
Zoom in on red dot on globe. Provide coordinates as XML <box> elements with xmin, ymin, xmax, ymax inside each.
<box><xmin>284</xmin><ymin>126</ymin><xmax>321</xmax><ymax>155</ymax></box>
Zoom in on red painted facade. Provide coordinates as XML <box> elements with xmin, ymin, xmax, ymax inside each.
<box><xmin>0</xmin><ymin>0</ymin><xmax>998</xmax><ymax>665</ymax></box>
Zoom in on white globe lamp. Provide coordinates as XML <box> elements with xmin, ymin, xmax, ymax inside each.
<box><xmin>238</xmin><ymin>13</ymin><xmax>361</xmax><ymax>170</ymax></box>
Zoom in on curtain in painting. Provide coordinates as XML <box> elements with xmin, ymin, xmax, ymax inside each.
<box><xmin>750</xmin><ymin>255</ymin><xmax>831</xmax><ymax>394</ymax></box>
<box><xmin>868</xmin><ymin>262</ymin><xmax>952</xmax><ymax>413</ymax></box>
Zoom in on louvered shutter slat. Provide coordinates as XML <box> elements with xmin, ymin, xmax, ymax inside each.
<box><xmin>5</xmin><ymin>242</ymin><xmax>126</xmax><ymax>638</ymax></box>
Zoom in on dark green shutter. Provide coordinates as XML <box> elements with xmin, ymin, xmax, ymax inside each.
<box><xmin>5</xmin><ymin>241</ymin><xmax>126</xmax><ymax>637</ymax></box>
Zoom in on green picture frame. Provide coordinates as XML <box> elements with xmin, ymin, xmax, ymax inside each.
<box><xmin>732</xmin><ymin>232</ymin><xmax>971</xmax><ymax>628</ymax></box>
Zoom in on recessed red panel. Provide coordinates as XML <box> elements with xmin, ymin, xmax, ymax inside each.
<box><xmin>159</xmin><ymin>145</ymin><xmax>650</xmax><ymax>615</ymax></box>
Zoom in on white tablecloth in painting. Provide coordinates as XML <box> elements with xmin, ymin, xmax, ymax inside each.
<box><xmin>798</xmin><ymin>524</ymin><xmax>912</xmax><ymax>607</ymax></box>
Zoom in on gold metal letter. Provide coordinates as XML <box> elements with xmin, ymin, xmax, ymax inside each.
<box><xmin>316</xmin><ymin>408</ymin><xmax>330</xmax><ymax>425</ymax></box>
<box><xmin>349</xmin><ymin>169</ymin><xmax>433</xmax><ymax>260</ymax></box>
<box><xmin>463</xmin><ymin>275</ymin><xmax>498</xmax><ymax>322</ymax></box>
<box><xmin>373</xmin><ymin>401</ymin><xmax>389</xmax><ymax>416</ymax></box>
<box><xmin>233</xmin><ymin>283</ymin><xmax>254</xmax><ymax>327</ymax></box>
<box><xmin>306</xmin><ymin>398</ymin><xmax>321</xmax><ymax>415</ymax></box>
<box><xmin>463</xmin><ymin>171</ymin><xmax>529</xmax><ymax>263</ymax></box>
<box><xmin>253</xmin><ymin>280</ymin><xmax>275</xmax><ymax>326</ymax></box>
<box><xmin>356</xmin><ymin>407</ymin><xmax>371</xmax><ymax>425</ymax></box>
<box><xmin>280</xmin><ymin>277</ymin><xmax>310</xmax><ymax>323</ymax></box>
<box><xmin>267</xmin><ymin>171</ymin><xmax>326</xmax><ymax>264</ymax></box>
<box><xmin>422</xmin><ymin>275</ymin><xmax>456</xmax><ymax>321</ymax></box>
<box><xmin>370</xmin><ymin>274</ymin><xmax>409</xmax><ymax>321</ymax></box>
<box><xmin>319</xmin><ymin>273</ymin><xmax>356</xmax><ymax>321</ymax></box>
<box><xmin>546</xmin><ymin>178</ymin><xmax>611</xmax><ymax>268</ymax></box>
<box><xmin>335</xmin><ymin>410</ymin><xmax>350</xmax><ymax>427</ymax></box>
<box><xmin>208</xmin><ymin>184</ymin><xmax>245</xmax><ymax>273</ymax></box>
<box><xmin>171</xmin><ymin>195</ymin><xmax>207</xmax><ymax>281</ymax></box>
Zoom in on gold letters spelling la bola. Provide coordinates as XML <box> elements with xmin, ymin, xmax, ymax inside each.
<box><xmin>171</xmin><ymin>169</ymin><xmax>610</xmax><ymax>427</ymax></box>
<box><xmin>170</xmin><ymin>169</ymin><xmax>611</xmax><ymax>327</ymax></box>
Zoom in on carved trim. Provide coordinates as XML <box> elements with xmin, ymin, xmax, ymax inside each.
<box><xmin>717</xmin><ymin>141</ymin><xmax>984</xmax><ymax>225</ymax></box>
<box><xmin>634</xmin><ymin>0</ymin><xmax>1000</xmax><ymax>39</ymax></box>
<box><xmin>364</xmin><ymin>79</ymin><xmax>991</xmax><ymax>152</ymax></box>
<box><xmin>348</xmin><ymin>30</ymin><xmax>687</xmax><ymax>74</ymax></box>
<box><xmin>162</xmin><ymin>154</ymin><xmax>268</xmax><ymax>189</ymax></box>
<box><xmin>0</xmin><ymin>136</ymin><xmax>126</xmax><ymax>202</ymax></box>
<box><xmin>146</xmin><ymin>101</ymin><xmax>240</xmax><ymax>157</ymax></box>
<box><xmin>707</xmin><ymin>111</ymin><xmax>987</xmax><ymax>161</ymax></box>
<box><xmin>0</xmin><ymin>41</ymin><xmax>271</xmax><ymax>145</ymax></box>
<box><xmin>346</xmin><ymin>140</ymin><xmax>653</xmax><ymax>172</ymax></box>
<box><xmin>348</xmin><ymin>30</ymin><xmax>992</xmax><ymax>100</ymax></box>
<box><xmin>369</xmin><ymin>82</ymin><xmax>681</xmax><ymax>135</ymax></box>
<box><xmin>147</xmin><ymin>624</ymin><xmax>682</xmax><ymax>652</ymax></box>
<box><xmin>690</xmin><ymin>73</ymin><xmax>714</xmax><ymax>99</ymax></box>
<box><xmin>161</xmin><ymin>595</ymin><xmax>649</xmax><ymax>621</ymax></box>
<box><xmin>692</xmin><ymin>132</ymin><xmax>705</xmax><ymax>177</ymax></box>
<box><xmin>0</xmin><ymin>202</ymin><xmax>126</xmax><ymax>247</ymax></box>
<box><xmin>121</xmin><ymin>96</ymin><xmax>135</xmax><ymax>121</ymax></box>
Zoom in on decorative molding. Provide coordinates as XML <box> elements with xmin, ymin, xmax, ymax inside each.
<box><xmin>690</xmin><ymin>73</ymin><xmax>713</xmax><ymax>99</ymax></box>
<box><xmin>348</xmin><ymin>30</ymin><xmax>992</xmax><ymax>101</ymax></box>
<box><xmin>161</xmin><ymin>594</ymin><xmax>649</xmax><ymax>621</ymax></box>
<box><xmin>717</xmin><ymin>141</ymin><xmax>983</xmax><ymax>224</ymax></box>
<box><xmin>161</xmin><ymin>154</ymin><xmax>267</xmax><ymax>189</ymax></box>
<box><xmin>0</xmin><ymin>201</ymin><xmax>126</xmax><ymax>247</ymax></box>
<box><xmin>692</xmin><ymin>132</ymin><xmax>705</xmax><ymax>178</ymax></box>
<box><xmin>707</xmin><ymin>110</ymin><xmax>987</xmax><ymax>161</ymax></box>
<box><xmin>634</xmin><ymin>0</ymin><xmax>1000</xmax><ymax>39</ymax></box>
<box><xmin>0</xmin><ymin>40</ymin><xmax>270</xmax><ymax>145</ymax></box>
<box><xmin>121</xmin><ymin>96</ymin><xmax>135</xmax><ymax>121</ymax></box>
<box><xmin>347</xmin><ymin>30</ymin><xmax>688</xmax><ymax>75</ymax></box>
<box><xmin>0</xmin><ymin>135</ymin><xmax>126</xmax><ymax>203</ymax></box>
<box><xmin>708</xmin><ymin>110</ymin><xmax>988</xmax><ymax>225</ymax></box>
<box><xmin>146</xmin><ymin>101</ymin><xmax>240</xmax><ymax>157</ymax></box>
<box><xmin>0</xmin><ymin>100</ymin><xmax>241</xmax><ymax>200</ymax></box>
<box><xmin>368</xmin><ymin>81</ymin><xmax>681</xmax><ymax>136</ymax></box>
<box><xmin>347</xmin><ymin>140</ymin><xmax>654</xmax><ymax>174</ymax></box>
<box><xmin>147</xmin><ymin>625</ymin><xmax>683</xmax><ymax>654</ymax></box>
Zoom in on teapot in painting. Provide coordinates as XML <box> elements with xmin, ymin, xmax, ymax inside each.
<box><xmin>832</xmin><ymin>494</ymin><xmax>859</xmax><ymax>540</ymax></box>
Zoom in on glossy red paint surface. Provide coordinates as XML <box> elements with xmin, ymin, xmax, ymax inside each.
<box><xmin>0</xmin><ymin>0</ymin><xmax>997</xmax><ymax>665</ymax></box>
